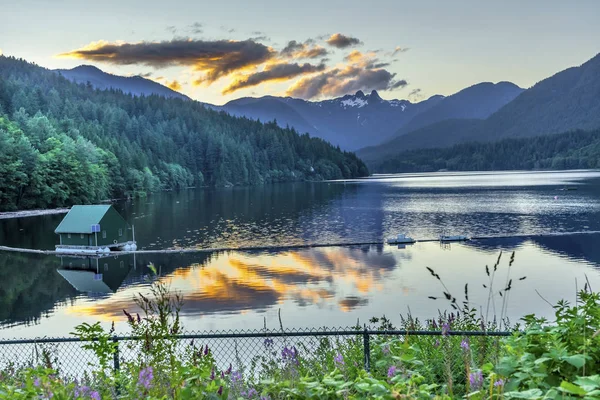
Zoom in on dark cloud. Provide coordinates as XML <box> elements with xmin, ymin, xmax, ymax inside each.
<box><xmin>138</xmin><ymin>72</ymin><xmax>153</xmax><ymax>78</ymax></box>
<box><xmin>189</xmin><ymin>22</ymin><xmax>203</xmax><ymax>34</ymax></box>
<box><xmin>326</xmin><ymin>33</ymin><xmax>362</xmax><ymax>49</ymax></box>
<box><xmin>281</xmin><ymin>40</ymin><xmax>329</xmax><ymax>59</ymax></box>
<box><xmin>59</xmin><ymin>39</ymin><xmax>274</xmax><ymax>84</ymax></box>
<box><xmin>251</xmin><ymin>35</ymin><xmax>270</xmax><ymax>42</ymax></box>
<box><xmin>251</xmin><ymin>31</ymin><xmax>265</xmax><ymax>35</ymax></box>
<box><xmin>166</xmin><ymin>26</ymin><xmax>177</xmax><ymax>34</ymax></box>
<box><xmin>223</xmin><ymin>62</ymin><xmax>326</xmax><ymax>94</ymax></box>
<box><xmin>339</xmin><ymin>296</ymin><xmax>369</xmax><ymax>311</ymax></box>
<box><xmin>408</xmin><ymin>88</ymin><xmax>423</xmax><ymax>100</ymax></box>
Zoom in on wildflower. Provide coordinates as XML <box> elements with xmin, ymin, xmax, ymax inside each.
<box><xmin>382</xmin><ymin>345</ymin><xmax>390</xmax><ymax>355</ymax></box>
<box><xmin>434</xmin><ymin>339</ymin><xmax>440</xmax><ymax>347</ymax></box>
<box><xmin>460</xmin><ymin>338</ymin><xmax>470</xmax><ymax>351</ymax></box>
<box><xmin>34</xmin><ymin>378</ymin><xmax>41</xmax><ymax>387</ymax></box>
<box><xmin>281</xmin><ymin>346</ymin><xmax>299</xmax><ymax>364</ymax></box>
<box><xmin>231</xmin><ymin>371</ymin><xmax>242</xmax><ymax>383</ymax></box>
<box><xmin>217</xmin><ymin>386</ymin><xmax>223</xmax><ymax>395</ymax></box>
<box><xmin>442</xmin><ymin>322</ymin><xmax>450</xmax><ymax>336</ymax></box>
<box><xmin>123</xmin><ymin>309</ymin><xmax>134</xmax><ymax>324</ymax></box>
<box><xmin>469</xmin><ymin>370</ymin><xmax>484</xmax><ymax>390</ymax></box>
<box><xmin>387</xmin><ymin>365</ymin><xmax>397</xmax><ymax>378</ymax></box>
<box><xmin>210</xmin><ymin>367</ymin><xmax>215</xmax><ymax>380</ymax></box>
<box><xmin>494</xmin><ymin>379</ymin><xmax>505</xmax><ymax>387</ymax></box>
<box><xmin>90</xmin><ymin>391</ymin><xmax>101</xmax><ymax>400</ymax></box>
<box><xmin>225</xmin><ymin>364</ymin><xmax>232</xmax><ymax>374</ymax></box>
<box><xmin>432</xmin><ymin>319</ymin><xmax>438</xmax><ymax>329</ymax></box>
<box><xmin>137</xmin><ymin>313</ymin><xmax>141</xmax><ymax>323</ymax></box>
<box><xmin>138</xmin><ymin>366</ymin><xmax>154</xmax><ymax>389</ymax></box>
<box><xmin>246</xmin><ymin>388</ymin><xmax>258</xmax><ymax>397</ymax></box>
<box><xmin>334</xmin><ymin>353</ymin><xmax>344</xmax><ymax>366</ymax></box>
<box><xmin>204</xmin><ymin>344</ymin><xmax>209</xmax><ymax>356</ymax></box>
<box><xmin>221</xmin><ymin>371</ymin><xmax>225</xmax><ymax>379</ymax></box>
<box><xmin>263</xmin><ymin>338</ymin><xmax>274</xmax><ymax>348</ymax></box>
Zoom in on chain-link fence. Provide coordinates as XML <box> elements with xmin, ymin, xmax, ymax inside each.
<box><xmin>0</xmin><ymin>328</ymin><xmax>512</xmax><ymax>384</ymax></box>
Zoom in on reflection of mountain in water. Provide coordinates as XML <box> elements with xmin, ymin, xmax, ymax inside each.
<box><xmin>0</xmin><ymin>253</ymin><xmax>77</xmax><ymax>327</ymax></box>
<box><xmin>465</xmin><ymin>233</ymin><xmax>600</xmax><ymax>268</ymax></box>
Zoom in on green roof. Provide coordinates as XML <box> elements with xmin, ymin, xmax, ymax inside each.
<box><xmin>55</xmin><ymin>205</ymin><xmax>112</xmax><ymax>234</ymax></box>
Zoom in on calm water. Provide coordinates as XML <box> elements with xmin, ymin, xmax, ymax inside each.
<box><xmin>1</xmin><ymin>170</ymin><xmax>600</xmax><ymax>338</ymax></box>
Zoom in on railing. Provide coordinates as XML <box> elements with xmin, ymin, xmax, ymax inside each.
<box><xmin>0</xmin><ymin>328</ymin><xmax>513</xmax><ymax>377</ymax></box>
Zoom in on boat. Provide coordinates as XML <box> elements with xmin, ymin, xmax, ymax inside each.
<box><xmin>439</xmin><ymin>234</ymin><xmax>469</xmax><ymax>242</ymax></box>
<box><xmin>387</xmin><ymin>234</ymin><xmax>416</xmax><ymax>245</ymax></box>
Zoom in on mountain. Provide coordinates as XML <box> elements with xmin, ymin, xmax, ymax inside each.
<box><xmin>358</xmin><ymin>53</ymin><xmax>600</xmax><ymax>165</ymax></box>
<box><xmin>56</xmin><ymin>65</ymin><xmax>191</xmax><ymax>100</ymax></box>
<box><xmin>394</xmin><ymin>81</ymin><xmax>523</xmax><ymax>135</ymax></box>
<box><xmin>221</xmin><ymin>90</ymin><xmax>445</xmax><ymax>150</ymax></box>
<box><xmin>0</xmin><ymin>56</ymin><xmax>368</xmax><ymax>211</ymax></box>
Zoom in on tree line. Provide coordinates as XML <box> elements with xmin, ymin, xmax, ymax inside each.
<box><xmin>373</xmin><ymin>129</ymin><xmax>600</xmax><ymax>173</ymax></box>
<box><xmin>0</xmin><ymin>56</ymin><xmax>368</xmax><ymax>211</ymax></box>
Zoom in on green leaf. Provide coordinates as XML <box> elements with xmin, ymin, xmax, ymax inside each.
<box><xmin>504</xmin><ymin>388</ymin><xmax>544</xmax><ymax>399</ymax></box>
<box><xmin>559</xmin><ymin>381</ymin><xmax>587</xmax><ymax>396</ymax></box>
<box><xmin>562</xmin><ymin>354</ymin><xmax>587</xmax><ymax>369</ymax></box>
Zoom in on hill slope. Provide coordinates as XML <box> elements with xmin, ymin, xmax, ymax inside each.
<box><xmin>56</xmin><ymin>65</ymin><xmax>190</xmax><ymax>100</ymax></box>
<box><xmin>0</xmin><ymin>56</ymin><xmax>368</xmax><ymax>211</ymax></box>
<box><xmin>395</xmin><ymin>81</ymin><xmax>523</xmax><ymax>135</ymax></box>
<box><xmin>358</xmin><ymin>53</ymin><xmax>600</xmax><ymax>162</ymax></box>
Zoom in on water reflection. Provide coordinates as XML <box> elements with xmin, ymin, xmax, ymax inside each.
<box><xmin>2</xmin><ymin>233</ymin><xmax>600</xmax><ymax>338</ymax></box>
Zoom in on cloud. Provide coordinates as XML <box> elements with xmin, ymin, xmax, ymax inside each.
<box><xmin>280</xmin><ymin>40</ymin><xmax>329</xmax><ymax>59</ymax></box>
<box><xmin>58</xmin><ymin>39</ymin><xmax>275</xmax><ymax>84</ymax></box>
<box><xmin>0</xmin><ymin>48</ymin><xmax>3</xmax><ymax>56</ymax></box>
<box><xmin>189</xmin><ymin>22</ymin><xmax>203</xmax><ymax>34</ymax></box>
<box><xmin>326</xmin><ymin>33</ymin><xmax>362</xmax><ymax>49</ymax></box>
<box><xmin>167</xmin><ymin>80</ymin><xmax>182</xmax><ymax>91</ymax></box>
<box><xmin>166</xmin><ymin>26</ymin><xmax>177</xmax><ymax>34</ymax></box>
<box><xmin>138</xmin><ymin>72</ymin><xmax>153</xmax><ymax>78</ymax></box>
<box><xmin>408</xmin><ymin>88</ymin><xmax>423</xmax><ymax>101</ymax></box>
<box><xmin>391</xmin><ymin>46</ymin><xmax>409</xmax><ymax>56</ymax></box>
<box><xmin>251</xmin><ymin>35</ymin><xmax>270</xmax><ymax>42</ymax></box>
<box><xmin>223</xmin><ymin>62</ymin><xmax>326</xmax><ymax>94</ymax></box>
<box><xmin>286</xmin><ymin>50</ymin><xmax>407</xmax><ymax>99</ymax></box>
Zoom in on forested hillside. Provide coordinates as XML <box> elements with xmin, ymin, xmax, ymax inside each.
<box><xmin>0</xmin><ymin>56</ymin><xmax>368</xmax><ymax>211</ymax></box>
<box><xmin>373</xmin><ymin>129</ymin><xmax>600</xmax><ymax>173</ymax></box>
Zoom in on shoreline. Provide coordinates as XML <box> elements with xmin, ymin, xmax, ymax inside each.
<box><xmin>0</xmin><ymin>208</ymin><xmax>70</xmax><ymax>220</ymax></box>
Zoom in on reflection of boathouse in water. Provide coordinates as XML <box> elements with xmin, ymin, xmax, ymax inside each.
<box><xmin>57</xmin><ymin>255</ymin><xmax>135</xmax><ymax>294</ymax></box>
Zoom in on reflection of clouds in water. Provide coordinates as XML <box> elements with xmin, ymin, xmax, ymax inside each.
<box><xmin>66</xmin><ymin>246</ymin><xmax>399</xmax><ymax>320</ymax></box>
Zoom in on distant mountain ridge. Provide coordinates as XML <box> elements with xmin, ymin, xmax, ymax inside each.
<box><xmin>56</xmin><ymin>65</ymin><xmax>190</xmax><ymax>100</ymax></box>
<box><xmin>220</xmin><ymin>90</ymin><xmax>448</xmax><ymax>150</ymax></box>
<box><xmin>358</xmin><ymin>52</ymin><xmax>600</xmax><ymax>164</ymax></box>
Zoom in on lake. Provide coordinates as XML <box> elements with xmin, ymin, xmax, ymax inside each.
<box><xmin>1</xmin><ymin>170</ymin><xmax>600</xmax><ymax>338</ymax></box>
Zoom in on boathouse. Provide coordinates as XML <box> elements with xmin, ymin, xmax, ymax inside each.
<box><xmin>55</xmin><ymin>205</ymin><xmax>135</xmax><ymax>252</ymax></box>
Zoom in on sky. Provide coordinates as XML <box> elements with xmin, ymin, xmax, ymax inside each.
<box><xmin>0</xmin><ymin>0</ymin><xmax>599</xmax><ymax>105</ymax></box>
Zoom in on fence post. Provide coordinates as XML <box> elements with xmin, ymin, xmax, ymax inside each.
<box><xmin>363</xmin><ymin>326</ymin><xmax>370</xmax><ymax>372</ymax></box>
<box><xmin>112</xmin><ymin>336</ymin><xmax>120</xmax><ymax>372</ymax></box>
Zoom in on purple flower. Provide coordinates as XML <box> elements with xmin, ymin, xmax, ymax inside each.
<box><xmin>90</xmin><ymin>391</ymin><xmax>101</xmax><ymax>400</ymax></box>
<box><xmin>432</xmin><ymin>319</ymin><xmax>438</xmax><ymax>329</ymax></box>
<box><xmin>264</xmin><ymin>338</ymin><xmax>274</xmax><ymax>348</ymax></box>
<box><xmin>494</xmin><ymin>379</ymin><xmax>505</xmax><ymax>387</ymax></box>
<box><xmin>469</xmin><ymin>370</ymin><xmax>484</xmax><ymax>390</ymax></box>
<box><xmin>334</xmin><ymin>353</ymin><xmax>344</xmax><ymax>366</ymax></box>
<box><xmin>34</xmin><ymin>378</ymin><xmax>41</xmax><ymax>387</ymax></box>
<box><xmin>225</xmin><ymin>364</ymin><xmax>232</xmax><ymax>374</ymax></box>
<box><xmin>461</xmin><ymin>338</ymin><xmax>470</xmax><ymax>351</ymax></box>
<box><xmin>382</xmin><ymin>345</ymin><xmax>390</xmax><ymax>355</ymax></box>
<box><xmin>210</xmin><ymin>367</ymin><xmax>215</xmax><ymax>380</ymax></box>
<box><xmin>442</xmin><ymin>322</ymin><xmax>450</xmax><ymax>336</ymax></box>
<box><xmin>123</xmin><ymin>309</ymin><xmax>134</xmax><ymax>324</ymax></box>
<box><xmin>434</xmin><ymin>339</ymin><xmax>440</xmax><ymax>347</ymax></box>
<box><xmin>281</xmin><ymin>346</ymin><xmax>299</xmax><ymax>364</ymax></box>
<box><xmin>387</xmin><ymin>365</ymin><xmax>397</xmax><ymax>378</ymax></box>
<box><xmin>231</xmin><ymin>371</ymin><xmax>242</xmax><ymax>383</ymax></box>
<box><xmin>138</xmin><ymin>366</ymin><xmax>154</xmax><ymax>389</ymax></box>
<box><xmin>246</xmin><ymin>388</ymin><xmax>258</xmax><ymax>397</ymax></box>
<box><xmin>204</xmin><ymin>345</ymin><xmax>209</xmax><ymax>356</ymax></box>
<box><xmin>217</xmin><ymin>386</ymin><xmax>223</xmax><ymax>395</ymax></box>
<box><xmin>136</xmin><ymin>313</ymin><xmax>141</xmax><ymax>323</ymax></box>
